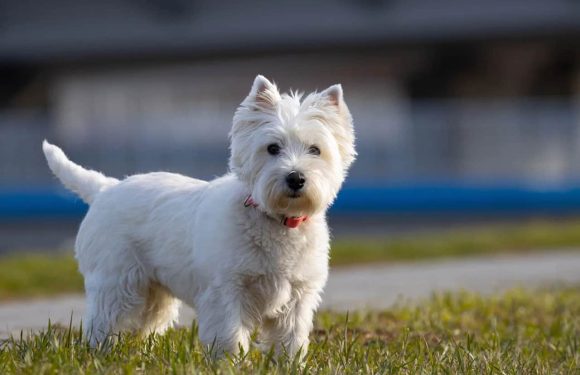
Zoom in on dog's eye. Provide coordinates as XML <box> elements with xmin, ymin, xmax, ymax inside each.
<box><xmin>267</xmin><ymin>144</ymin><xmax>281</xmax><ymax>155</ymax></box>
<box><xmin>308</xmin><ymin>145</ymin><xmax>321</xmax><ymax>156</ymax></box>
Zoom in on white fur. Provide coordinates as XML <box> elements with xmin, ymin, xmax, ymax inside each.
<box><xmin>42</xmin><ymin>75</ymin><xmax>356</xmax><ymax>357</ymax></box>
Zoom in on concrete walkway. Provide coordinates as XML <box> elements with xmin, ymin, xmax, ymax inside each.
<box><xmin>1</xmin><ymin>250</ymin><xmax>580</xmax><ymax>338</ymax></box>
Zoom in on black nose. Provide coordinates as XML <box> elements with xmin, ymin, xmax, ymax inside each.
<box><xmin>286</xmin><ymin>171</ymin><xmax>306</xmax><ymax>191</ymax></box>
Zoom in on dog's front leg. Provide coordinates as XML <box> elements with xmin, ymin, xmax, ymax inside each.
<box><xmin>261</xmin><ymin>290</ymin><xmax>320</xmax><ymax>359</ymax></box>
<box><xmin>196</xmin><ymin>287</ymin><xmax>252</xmax><ymax>357</ymax></box>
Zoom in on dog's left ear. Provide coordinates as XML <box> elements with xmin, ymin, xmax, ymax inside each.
<box><xmin>319</xmin><ymin>83</ymin><xmax>357</xmax><ymax>171</ymax></box>
<box><xmin>320</xmin><ymin>84</ymin><xmax>343</xmax><ymax>108</ymax></box>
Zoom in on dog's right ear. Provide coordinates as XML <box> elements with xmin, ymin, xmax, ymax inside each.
<box><xmin>247</xmin><ymin>75</ymin><xmax>280</xmax><ymax>109</ymax></box>
<box><xmin>230</xmin><ymin>76</ymin><xmax>280</xmax><ymax>178</ymax></box>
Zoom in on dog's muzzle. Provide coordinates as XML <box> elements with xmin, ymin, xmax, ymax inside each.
<box><xmin>285</xmin><ymin>171</ymin><xmax>305</xmax><ymax>192</ymax></box>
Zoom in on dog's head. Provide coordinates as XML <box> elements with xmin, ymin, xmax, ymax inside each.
<box><xmin>229</xmin><ymin>75</ymin><xmax>356</xmax><ymax>217</ymax></box>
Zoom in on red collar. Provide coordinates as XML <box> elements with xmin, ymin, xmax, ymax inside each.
<box><xmin>244</xmin><ymin>195</ymin><xmax>308</xmax><ymax>228</ymax></box>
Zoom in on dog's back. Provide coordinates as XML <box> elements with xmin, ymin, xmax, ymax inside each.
<box><xmin>74</xmin><ymin>171</ymin><xmax>207</xmax><ymax>271</ymax></box>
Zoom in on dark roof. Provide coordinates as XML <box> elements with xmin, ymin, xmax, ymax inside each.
<box><xmin>1</xmin><ymin>0</ymin><xmax>580</xmax><ymax>63</ymax></box>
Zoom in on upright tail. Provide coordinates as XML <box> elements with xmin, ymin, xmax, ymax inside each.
<box><xmin>42</xmin><ymin>140</ymin><xmax>119</xmax><ymax>204</ymax></box>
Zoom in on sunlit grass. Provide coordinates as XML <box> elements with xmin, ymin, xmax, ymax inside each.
<box><xmin>1</xmin><ymin>287</ymin><xmax>578</xmax><ymax>374</ymax></box>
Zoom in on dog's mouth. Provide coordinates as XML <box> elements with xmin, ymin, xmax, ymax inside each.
<box><xmin>287</xmin><ymin>192</ymin><xmax>302</xmax><ymax>199</ymax></box>
<box><xmin>271</xmin><ymin>189</ymin><xmax>318</xmax><ymax>216</ymax></box>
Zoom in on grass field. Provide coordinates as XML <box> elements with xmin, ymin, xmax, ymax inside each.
<box><xmin>2</xmin><ymin>219</ymin><xmax>580</xmax><ymax>300</ymax></box>
<box><xmin>0</xmin><ymin>287</ymin><xmax>578</xmax><ymax>374</ymax></box>
<box><xmin>0</xmin><ymin>253</ymin><xmax>81</xmax><ymax>300</ymax></box>
<box><xmin>331</xmin><ymin>218</ymin><xmax>580</xmax><ymax>265</ymax></box>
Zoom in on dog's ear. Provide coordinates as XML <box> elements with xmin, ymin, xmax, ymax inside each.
<box><xmin>248</xmin><ymin>75</ymin><xmax>280</xmax><ymax>109</ymax></box>
<box><xmin>230</xmin><ymin>76</ymin><xmax>280</xmax><ymax>179</ymax></box>
<box><xmin>318</xmin><ymin>84</ymin><xmax>356</xmax><ymax>171</ymax></box>
<box><xmin>320</xmin><ymin>84</ymin><xmax>343</xmax><ymax>108</ymax></box>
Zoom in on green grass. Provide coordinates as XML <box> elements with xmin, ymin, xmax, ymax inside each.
<box><xmin>0</xmin><ymin>253</ymin><xmax>82</xmax><ymax>301</ymax></box>
<box><xmin>3</xmin><ymin>219</ymin><xmax>580</xmax><ymax>300</ymax></box>
<box><xmin>1</xmin><ymin>287</ymin><xmax>579</xmax><ymax>374</ymax></box>
<box><xmin>331</xmin><ymin>219</ymin><xmax>580</xmax><ymax>265</ymax></box>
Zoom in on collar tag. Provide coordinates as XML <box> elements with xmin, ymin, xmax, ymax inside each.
<box><xmin>282</xmin><ymin>216</ymin><xmax>308</xmax><ymax>228</ymax></box>
<box><xmin>244</xmin><ymin>195</ymin><xmax>308</xmax><ymax>228</ymax></box>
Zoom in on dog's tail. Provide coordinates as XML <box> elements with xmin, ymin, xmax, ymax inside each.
<box><xmin>42</xmin><ymin>140</ymin><xmax>119</xmax><ymax>204</ymax></box>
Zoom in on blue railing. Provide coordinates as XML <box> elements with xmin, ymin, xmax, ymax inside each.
<box><xmin>4</xmin><ymin>183</ymin><xmax>580</xmax><ymax>219</ymax></box>
<box><xmin>0</xmin><ymin>188</ymin><xmax>87</xmax><ymax>219</ymax></box>
<box><xmin>332</xmin><ymin>184</ymin><xmax>580</xmax><ymax>214</ymax></box>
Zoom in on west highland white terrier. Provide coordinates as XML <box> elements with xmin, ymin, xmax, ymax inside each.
<box><xmin>42</xmin><ymin>75</ymin><xmax>356</xmax><ymax>357</ymax></box>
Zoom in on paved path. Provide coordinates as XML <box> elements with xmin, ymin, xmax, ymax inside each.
<box><xmin>1</xmin><ymin>250</ymin><xmax>580</xmax><ymax>338</ymax></box>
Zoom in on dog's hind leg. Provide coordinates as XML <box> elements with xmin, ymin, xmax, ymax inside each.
<box><xmin>140</xmin><ymin>283</ymin><xmax>181</xmax><ymax>336</ymax></box>
<box><xmin>83</xmin><ymin>265</ymin><xmax>149</xmax><ymax>346</ymax></box>
<box><xmin>83</xmin><ymin>286</ymin><xmax>112</xmax><ymax>346</ymax></box>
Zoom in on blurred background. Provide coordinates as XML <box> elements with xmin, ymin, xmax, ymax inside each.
<box><xmin>1</xmin><ymin>0</ymin><xmax>580</xmax><ymax>252</ymax></box>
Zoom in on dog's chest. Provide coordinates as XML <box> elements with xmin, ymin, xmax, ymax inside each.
<box><xmin>238</xmin><ymin>213</ymin><xmax>324</xmax><ymax>318</ymax></box>
<box><xmin>242</xmin><ymin>248</ymin><xmax>309</xmax><ymax>318</ymax></box>
<box><xmin>246</xmin><ymin>218</ymin><xmax>311</xmax><ymax>269</ymax></box>
<box><xmin>242</xmin><ymin>273</ymin><xmax>299</xmax><ymax>318</ymax></box>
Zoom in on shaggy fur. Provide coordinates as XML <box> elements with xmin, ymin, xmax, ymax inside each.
<box><xmin>42</xmin><ymin>75</ymin><xmax>356</xmax><ymax>357</ymax></box>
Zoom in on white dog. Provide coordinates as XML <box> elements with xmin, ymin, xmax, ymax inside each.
<box><xmin>42</xmin><ymin>75</ymin><xmax>356</xmax><ymax>357</ymax></box>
